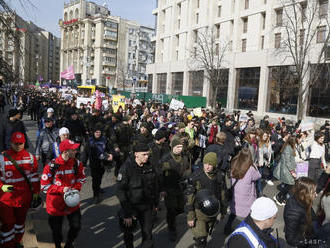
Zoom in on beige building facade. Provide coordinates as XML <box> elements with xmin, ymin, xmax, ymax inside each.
<box><xmin>147</xmin><ymin>0</ymin><xmax>330</xmax><ymax>120</ymax></box>
<box><xmin>60</xmin><ymin>0</ymin><xmax>155</xmax><ymax>89</ymax></box>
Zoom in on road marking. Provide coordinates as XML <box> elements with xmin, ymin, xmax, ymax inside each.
<box><xmin>90</xmin><ymin>222</ymin><xmax>105</xmax><ymax>230</ymax></box>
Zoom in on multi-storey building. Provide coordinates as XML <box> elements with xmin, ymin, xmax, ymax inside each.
<box><xmin>118</xmin><ymin>21</ymin><xmax>155</xmax><ymax>91</ymax></box>
<box><xmin>60</xmin><ymin>0</ymin><xmax>155</xmax><ymax>89</ymax></box>
<box><xmin>0</xmin><ymin>13</ymin><xmax>60</xmax><ymax>84</ymax></box>
<box><xmin>147</xmin><ymin>0</ymin><xmax>330</xmax><ymax>119</ymax></box>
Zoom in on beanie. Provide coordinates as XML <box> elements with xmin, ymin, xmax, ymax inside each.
<box><xmin>203</xmin><ymin>152</ymin><xmax>218</xmax><ymax>167</ymax></box>
<box><xmin>134</xmin><ymin>143</ymin><xmax>150</xmax><ymax>153</ymax></box>
<box><xmin>250</xmin><ymin>197</ymin><xmax>278</xmax><ymax>221</ymax></box>
<box><xmin>178</xmin><ymin>122</ymin><xmax>186</xmax><ymax>129</ymax></box>
<box><xmin>155</xmin><ymin>130</ymin><xmax>166</xmax><ymax>141</ymax></box>
<box><xmin>170</xmin><ymin>138</ymin><xmax>182</xmax><ymax>148</ymax></box>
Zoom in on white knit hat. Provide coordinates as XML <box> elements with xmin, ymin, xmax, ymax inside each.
<box><xmin>59</xmin><ymin>127</ymin><xmax>70</xmax><ymax>136</ymax></box>
<box><xmin>250</xmin><ymin>197</ymin><xmax>278</xmax><ymax>221</ymax></box>
<box><xmin>47</xmin><ymin>108</ymin><xmax>54</xmax><ymax>113</ymax></box>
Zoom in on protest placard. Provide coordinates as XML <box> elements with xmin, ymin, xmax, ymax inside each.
<box><xmin>169</xmin><ymin>99</ymin><xmax>184</xmax><ymax>110</ymax></box>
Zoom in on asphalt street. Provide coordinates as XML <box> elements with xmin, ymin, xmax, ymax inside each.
<box><xmin>15</xmin><ymin>111</ymin><xmax>296</xmax><ymax>248</ymax></box>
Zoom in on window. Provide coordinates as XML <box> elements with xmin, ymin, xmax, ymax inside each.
<box><xmin>215</xmin><ymin>24</ymin><xmax>220</xmax><ymax>38</ymax></box>
<box><xmin>276</xmin><ymin>9</ymin><xmax>283</xmax><ymax>26</ymax></box>
<box><xmin>301</xmin><ymin>2</ymin><xmax>307</xmax><ymax>21</ymax></box>
<box><xmin>178</xmin><ymin>3</ymin><xmax>181</xmax><ymax>15</ymax></box>
<box><xmin>261</xmin><ymin>35</ymin><xmax>264</xmax><ymax>49</ymax></box>
<box><xmin>189</xmin><ymin>71</ymin><xmax>204</xmax><ymax>96</ymax></box>
<box><xmin>197</xmin><ymin>0</ymin><xmax>200</xmax><ymax>8</ymax></box>
<box><xmin>319</xmin><ymin>0</ymin><xmax>328</xmax><ymax>18</ymax></box>
<box><xmin>317</xmin><ymin>26</ymin><xmax>326</xmax><ymax>43</ymax></box>
<box><xmin>178</xmin><ymin>19</ymin><xmax>181</xmax><ymax>29</ymax></box>
<box><xmin>243</xmin><ymin>18</ymin><xmax>248</xmax><ymax>33</ymax></box>
<box><xmin>196</xmin><ymin>13</ymin><xmax>199</xmax><ymax>24</ymax></box>
<box><xmin>242</xmin><ymin>39</ymin><xmax>247</xmax><ymax>52</ymax></box>
<box><xmin>300</xmin><ymin>29</ymin><xmax>305</xmax><ymax>45</ymax></box>
<box><xmin>268</xmin><ymin>66</ymin><xmax>298</xmax><ymax>115</ymax></box>
<box><xmin>215</xmin><ymin>43</ymin><xmax>219</xmax><ymax>54</ymax></box>
<box><xmin>326</xmin><ymin>45</ymin><xmax>330</xmax><ymax>60</ymax></box>
<box><xmin>275</xmin><ymin>33</ymin><xmax>281</xmax><ymax>48</ymax></box>
<box><xmin>172</xmin><ymin>72</ymin><xmax>184</xmax><ymax>95</ymax></box>
<box><xmin>262</xmin><ymin>12</ymin><xmax>266</xmax><ymax>30</ymax></box>
<box><xmin>176</xmin><ymin>50</ymin><xmax>179</xmax><ymax>60</ymax></box>
<box><xmin>245</xmin><ymin>0</ymin><xmax>249</xmax><ymax>9</ymax></box>
<box><xmin>236</xmin><ymin>67</ymin><xmax>260</xmax><ymax>110</ymax></box>
<box><xmin>194</xmin><ymin>30</ymin><xmax>198</xmax><ymax>43</ymax></box>
<box><xmin>308</xmin><ymin>64</ymin><xmax>330</xmax><ymax>118</ymax></box>
<box><xmin>218</xmin><ymin>5</ymin><xmax>222</xmax><ymax>17</ymax></box>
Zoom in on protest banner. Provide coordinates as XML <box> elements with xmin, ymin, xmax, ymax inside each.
<box><xmin>169</xmin><ymin>99</ymin><xmax>184</xmax><ymax>110</ymax></box>
<box><xmin>301</xmin><ymin>120</ymin><xmax>314</xmax><ymax>132</ymax></box>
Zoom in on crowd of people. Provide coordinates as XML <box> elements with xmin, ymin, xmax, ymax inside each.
<box><xmin>0</xmin><ymin>86</ymin><xmax>329</xmax><ymax>248</ymax></box>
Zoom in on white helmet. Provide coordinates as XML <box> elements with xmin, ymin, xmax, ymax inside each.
<box><xmin>64</xmin><ymin>189</ymin><xmax>80</xmax><ymax>207</ymax></box>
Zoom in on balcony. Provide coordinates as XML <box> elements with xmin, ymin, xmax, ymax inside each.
<box><xmin>102</xmin><ymin>61</ymin><xmax>116</xmax><ymax>66</ymax></box>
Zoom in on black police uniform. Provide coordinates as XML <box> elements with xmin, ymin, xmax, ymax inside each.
<box><xmin>116</xmin><ymin>155</ymin><xmax>159</xmax><ymax>248</ymax></box>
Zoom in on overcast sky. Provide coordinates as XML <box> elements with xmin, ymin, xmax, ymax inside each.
<box><xmin>7</xmin><ymin>0</ymin><xmax>156</xmax><ymax>37</ymax></box>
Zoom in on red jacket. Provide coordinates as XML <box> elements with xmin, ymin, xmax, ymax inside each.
<box><xmin>41</xmin><ymin>155</ymin><xmax>86</xmax><ymax>216</ymax></box>
<box><xmin>0</xmin><ymin>149</ymin><xmax>40</xmax><ymax>207</ymax></box>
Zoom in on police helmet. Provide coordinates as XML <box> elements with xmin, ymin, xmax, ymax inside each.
<box><xmin>195</xmin><ymin>189</ymin><xmax>220</xmax><ymax>217</ymax></box>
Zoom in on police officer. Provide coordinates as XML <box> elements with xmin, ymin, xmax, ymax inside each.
<box><xmin>160</xmin><ymin>138</ymin><xmax>191</xmax><ymax>241</ymax></box>
<box><xmin>186</xmin><ymin>152</ymin><xmax>227</xmax><ymax>248</ymax></box>
<box><xmin>114</xmin><ymin>116</ymin><xmax>134</xmax><ymax>176</ymax></box>
<box><xmin>82</xmin><ymin>126</ymin><xmax>114</xmax><ymax>204</ymax></box>
<box><xmin>149</xmin><ymin>130</ymin><xmax>169</xmax><ymax>171</ymax></box>
<box><xmin>116</xmin><ymin>143</ymin><xmax>159</xmax><ymax>248</ymax></box>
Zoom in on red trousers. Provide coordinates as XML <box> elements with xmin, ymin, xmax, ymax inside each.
<box><xmin>0</xmin><ymin>202</ymin><xmax>29</xmax><ymax>248</ymax></box>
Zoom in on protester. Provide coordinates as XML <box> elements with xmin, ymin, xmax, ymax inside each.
<box><xmin>224</xmin><ymin>147</ymin><xmax>261</xmax><ymax>235</ymax></box>
<box><xmin>283</xmin><ymin>177</ymin><xmax>319</xmax><ymax>248</ymax></box>
<box><xmin>273</xmin><ymin>135</ymin><xmax>297</xmax><ymax>206</ymax></box>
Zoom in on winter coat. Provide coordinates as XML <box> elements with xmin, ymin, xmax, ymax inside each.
<box><xmin>63</xmin><ymin>118</ymin><xmax>86</xmax><ymax>140</ymax></box>
<box><xmin>274</xmin><ymin>145</ymin><xmax>296</xmax><ymax>185</ymax></box>
<box><xmin>230</xmin><ymin>166</ymin><xmax>261</xmax><ymax>218</ymax></box>
<box><xmin>258</xmin><ymin>143</ymin><xmax>272</xmax><ymax>167</ymax></box>
<box><xmin>41</xmin><ymin>156</ymin><xmax>86</xmax><ymax>216</ymax></box>
<box><xmin>35</xmin><ymin>127</ymin><xmax>59</xmax><ymax>158</ymax></box>
<box><xmin>0</xmin><ymin>149</ymin><xmax>39</xmax><ymax>207</ymax></box>
<box><xmin>284</xmin><ymin>194</ymin><xmax>317</xmax><ymax>247</ymax></box>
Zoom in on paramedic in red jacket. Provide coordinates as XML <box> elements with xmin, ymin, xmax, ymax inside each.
<box><xmin>41</xmin><ymin>139</ymin><xmax>86</xmax><ymax>248</ymax></box>
<box><xmin>0</xmin><ymin>132</ymin><xmax>40</xmax><ymax>248</ymax></box>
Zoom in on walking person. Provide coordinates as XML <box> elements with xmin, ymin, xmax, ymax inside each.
<box><xmin>273</xmin><ymin>136</ymin><xmax>297</xmax><ymax>206</ymax></box>
<box><xmin>224</xmin><ymin>147</ymin><xmax>261</xmax><ymax>235</ymax></box>
<box><xmin>0</xmin><ymin>132</ymin><xmax>40</xmax><ymax>248</ymax></box>
<box><xmin>308</xmin><ymin>131</ymin><xmax>327</xmax><ymax>182</ymax></box>
<box><xmin>116</xmin><ymin>143</ymin><xmax>159</xmax><ymax>248</ymax></box>
<box><xmin>41</xmin><ymin>139</ymin><xmax>86</xmax><ymax>248</ymax></box>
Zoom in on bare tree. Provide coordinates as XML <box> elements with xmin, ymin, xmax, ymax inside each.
<box><xmin>276</xmin><ymin>0</ymin><xmax>330</xmax><ymax>119</ymax></box>
<box><xmin>116</xmin><ymin>58</ymin><xmax>129</xmax><ymax>91</ymax></box>
<box><xmin>189</xmin><ymin>29</ymin><xmax>230</xmax><ymax>109</ymax></box>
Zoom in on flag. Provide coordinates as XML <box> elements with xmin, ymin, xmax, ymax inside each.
<box><xmin>60</xmin><ymin>65</ymin><xmax>75</xmax><ymax>80</ymax></box>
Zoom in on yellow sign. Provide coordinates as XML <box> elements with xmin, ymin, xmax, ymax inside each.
<box><xmin>112</xmin><ymin>95</ymin><xmax>126</xmax><ymax>113</ymax></box>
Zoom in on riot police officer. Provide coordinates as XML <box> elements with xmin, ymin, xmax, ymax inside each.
<box><xmin>116</xmin><ymin>143</ymin><xmax>159</xmax><ymax>248</ymax></box>
<box><xmin>185</xmin><ymin>152</ymin><xmax>227</xmax><ymax>248</ymax></box>
<box><xmin>159</xmin><ymin>138</ymin><xmax>191</xmax><ymax>242</ymax></box>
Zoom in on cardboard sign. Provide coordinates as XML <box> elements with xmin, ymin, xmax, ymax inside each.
<box><xmin>76</xmin><ymin>97</ymin><xmax>93</xmax><ymax>108</ymax></box>
<box><xmin>193</xmin><ymin>108</ymin><xmax>203</xmax><ymax>117</ymax></box>
<box><xmin>301</xmin><ymin>120</ymin><xmax>314</xmax><ymax>132</ymax></box>
<box><xmin>169</xmin><ymin>99</ymin><xmax>184</xmax><ymax>110</ymax></box>
<box><xmin>112</xmin><ymin>95</ymin><xmax>126</xmax><ymax>113</ymax></box>
<box><xmin>132</xmin><ymin>99</ymin><xmax>142</xmax><ymax>107</ymax></box>
<box><xmin>296</xmin><ymin>162</ymin><xmax>309</xmax><ymax>178</ymax></box>
<box><xmin>239</xmin><ymin>114</ymin><xmax>248</xmax><ymax>122</ymax></box>
<box><xmin>102</xmin><ymin>100</ymin><xmax>110</xmax><ymax>110</ymax></box>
